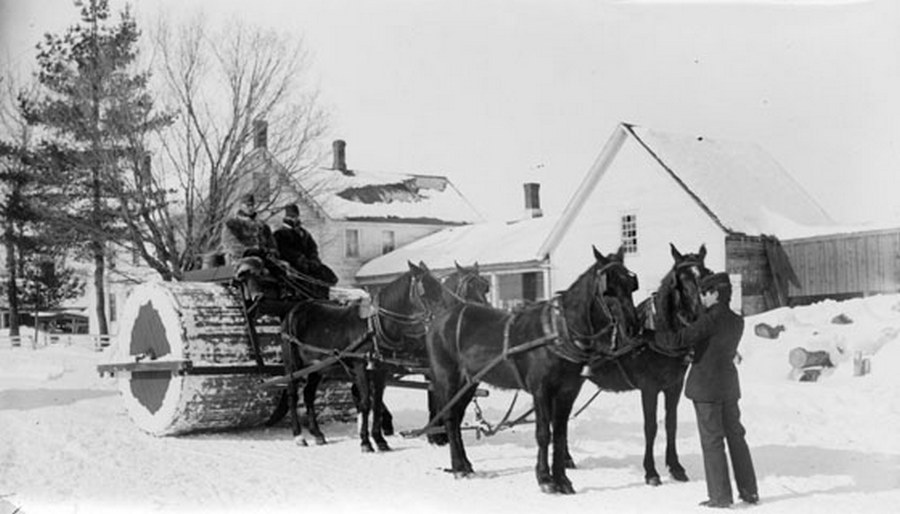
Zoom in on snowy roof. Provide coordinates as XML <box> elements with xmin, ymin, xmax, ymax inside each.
<box><xmin>356</xmin><ymin>215</ymin><xmax>557</xmax><ymax>279</ymax></box>
<box><xmin>626</xmin><ymin>124</ymin><xmax>834</xmax><ymax>235</ymax></box>
<box><xmin>300</xmin><ymin>165</ymin><xmax>483</xmax><ymax>224</ymax></box>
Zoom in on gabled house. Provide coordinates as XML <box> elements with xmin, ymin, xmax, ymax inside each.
<box><xmin>357</xmin><ymin>185</ymin><xmax>554</xmax><ymax>309</ymax></box>
<box><xmin>359</xmin><ymin>123</ymin><xmax>835</xmax><ymax>315</ymax></box>
<box><xmin>235</xmin><ymin>123</ymin><xmax>483</xmax><ymax>286</ymax></box>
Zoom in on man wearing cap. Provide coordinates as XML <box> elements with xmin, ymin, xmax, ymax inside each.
<box><xmin>274</xmin><ymin>203</ymin><xmax>338</xmax><ymax>287</ymax></box>
<box><xmin>656</xmin><ymin>272</ymin><xmax>759</xmax><ymax>509</ymax></box>
<box><xmin>221</xmin><ymin>194</ymin><xmax>277</xmax><ymax>264</ymax></box>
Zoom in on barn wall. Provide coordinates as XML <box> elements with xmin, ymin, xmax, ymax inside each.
<box><xmin>782</xmin><ymin>229</ymin><xmax>900</xmax><ymax>302</ymax></box>
<box><xmin>550</xmin><ymin>133</ymin><xmax>726</xmax><ymax>304</ymax></box>
<box><xmin>724</xmin><ymin>235</ymin><xmax>772</xmax><ymax>315</ymax></box>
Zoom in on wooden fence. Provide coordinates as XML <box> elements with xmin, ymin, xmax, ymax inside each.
<box><xmin>0</xmin><ymin>333</ymin><xmax>114</xmax><ymax>351</ymax></box>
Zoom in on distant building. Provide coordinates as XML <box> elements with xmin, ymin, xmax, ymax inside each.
<box><xmin>359</xmin><ymin>123</ymin><xmax>836</xmax><ymax>315</ymax></box>
<box><xmin>234</xmin><ymin>122</ymin><xmax>483</xmax><ymax>286</ymax></box>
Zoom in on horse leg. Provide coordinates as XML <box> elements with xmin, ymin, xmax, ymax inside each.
<box><xmin>445</xmin><ymin>385</ymin><xmax>477</xmax><ymax>477</ymax></box>
<box><xmin>641</xmin><ymin>388</ymin><xmax>662</xmax><ymax>485</ymax></box>
<box><xmin>431</xmin><ymin>362</ymin><xmax>475</xmax><ymax>476</ymax></box>
<box><xmin>426</xmin><ymin>389</ymin><xmax>449</xmax><ymax>446</ymax></box>
<box><xmin>550</xmin><ymin>384</ymin><xmax>581</xmax><ymax>494</ymax></box>
<box><xmin>303</xmin><ymin>372</ymin><xmax>326</xmax><ymax>445</ymax></box>
<box><xmin>664</xmin><ymin>382</ymin><xmax>689</xmax><ymax>482</ymax></box>
<box><xmin>533</xmin><ymin>389</ymin><xmax>556</xmax><ymax>493</ymax></box>
<box><xmin>381</xmin><ymin>401</ymin><xmax>395</xmax><ymax>437</ymax></box>
<box><xmin>282</xmin><ymin>338</ymin><xmax>307</xmax><ymax>446</ymax></box>
<box><xmin>370</xmin><ymin>366</ymin><xmax>391</xmax><ymax>452</ymax></box>
<box><xmin>351</xmin><ymin>363</ymin><xmax>375</xmax><ymax>453</ymax></box>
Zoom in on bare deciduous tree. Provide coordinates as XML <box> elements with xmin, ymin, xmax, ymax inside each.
<box><xmin>149</xmin><ymin>13</ymin><xmax>329</xmax><ymax>274</ymax></box>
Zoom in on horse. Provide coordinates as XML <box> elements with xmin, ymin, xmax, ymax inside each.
<box><xmin>422</xmin><ymin>246</ymin><xmax>638</xmax><ymax>494</ymax></box>
<box><xmin>582</xmin><ymin>243</ymin><xmax>710</xmax><ymax>486</ymax></box>
<box><xmin>279</xmin><ymin>261</ymin><xmax>490</xmax><ymax>451</ymax></box>
<box><xmin>381</xmin><ymin>261</ymin><xmax>491</xmax><ymax>440</ymax></box>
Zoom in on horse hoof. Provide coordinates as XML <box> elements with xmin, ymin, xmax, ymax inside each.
<box><xmin>361</xmin><ymin>443</ymin><xmax>375</xmax><ymax>453</ymax></box>
<box><xmin>645</xmin><ymin>476</ymin><xmax>662</xmax><ymax>487</ymax></box>
<box><xmin>451</xmin><ymin>470</ymin><xmax>474</xmax><ymax>479</ymax></box>
<box><xmin>313</xmin><ymin>437</ymin><xmax>327</xmax><ymax>446</ymax></box>
<box><xmin>557</xmin><ymin>483</ymin><xmax>576</xmax><ymax>495</ymax></box>
<box><xmin>376</xmin><ymin>442</ymin><xmax>392</xmax><ymax>452</ymax></box>
<box><xmin>293</xmin><ymin>436</ymin><xmax>308</xmax><ymax>447</ymax></box>
<box><xmin>539</xmin><ymin>483</ymin><xmax>559</xmax><ymax>494</ymax></box>
<box><xmin>670</xmin><ymin>469</ymin><xmax>689</xmax><ymax>482</ymax></box>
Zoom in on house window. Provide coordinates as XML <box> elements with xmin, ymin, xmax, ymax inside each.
<box><xmin>382</xmin><ymin>230</ymin><xmax>395</xmax><ymax>255</ymax></box>
<box><xmin>621</xmin><ymin>213</ymin><xmax>638</xmax><ymax>254</ymax></box>
<box><xmin>345</xmin><ymin>229</ymin><xmax>360</xmax><ymax>258</ymax></box>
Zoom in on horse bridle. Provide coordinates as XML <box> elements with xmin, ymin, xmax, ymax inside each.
<box><xmin>444</xmin><ymin>272</ymin><xmax>490</xmax><ymax>303</ymax></box>
<box><xmin>670</xmin><ymin>259</ymin><xmax>705</xmax><ymax>328</ymax></box>
<box><xmin>370</xmin><ymin>274</ymin><xmax>434</xmax><ymax>352</ymax></box>
<box><xmin>554</xmin><ymin>261</ymin><xmax>636</xmax><ymax>362</ymax></box>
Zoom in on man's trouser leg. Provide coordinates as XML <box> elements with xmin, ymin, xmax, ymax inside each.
<box><xmin>694</xmin><ymin>401</ymin><xmax>733</xmax><ymax>504</ymax></box>
<box><xmin>722</xmin><ymin>400</ymin><xmax>757</xmax><ymax>499</ymax></box>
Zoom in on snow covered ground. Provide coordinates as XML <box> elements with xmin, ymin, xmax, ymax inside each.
<box><xmin>2</xmin><ymin>294</ymin><xmax>900</xmax><ymax>514</ymax></box>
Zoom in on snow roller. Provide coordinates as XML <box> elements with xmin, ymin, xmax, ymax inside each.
<box><xmin>98</xmin><ymin>280</ymin><xmax>286</xmax><ymax>436</ymax></box>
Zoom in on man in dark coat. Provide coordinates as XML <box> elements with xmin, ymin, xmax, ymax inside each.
<box><xmin>220</xmin><ymin>194</ymin><xmax>277</xmax><ymax>264</ymax></box>
<box><xmin>273</xmin><ymin>203</ymin><xmax>338</xmax><ymax>287</ymax></box>
<box><xmin>656</xmin><ymin>272</ymin><xmax>759</xmax><ymax>508</ymax></box>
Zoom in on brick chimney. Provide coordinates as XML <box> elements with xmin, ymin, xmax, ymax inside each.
<box><xmin>523</xmin><ymin>182</ymin><xmax>542</xmax><ymax>218</ymax></box>
<box><xmin>253</xmin><ymin>119</ymin><xmax>268</xmax><ymax>149</ymax></box>
<box><xmin>332</xmin><ymin>139</ymin><xmax>349</xmax><ymax>174</ymax></box>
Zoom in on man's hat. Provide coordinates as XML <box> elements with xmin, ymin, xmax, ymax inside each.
<box><xmin>241</xmin><ymin>194</ymin><xmax>255</xmax><ymax>205</ymax></box>
<box><xmin>700</xmin><ymin>272</ymin><xmax>731</xmax><ymax>292</ymax></box>
<box><xmin>284</xmin><ymin>203</ymin><xmax>300</xmax><ymax>217</ymax></box>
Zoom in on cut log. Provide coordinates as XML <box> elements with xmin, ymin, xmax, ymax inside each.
<box><xmin>788</xmin><ymin>347</ymin><xmax>834</xmax><ymax>370</ymax></box>
<box><xmin>107</xmin><ymin>281</ymin><xmax>284</xmax><ymax>436</ymax></box>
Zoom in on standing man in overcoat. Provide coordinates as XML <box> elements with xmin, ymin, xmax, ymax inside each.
<box><xmin>656</xmin><ymin>272</ymin><xmax>759</xmax><ymax>508</ymax></box>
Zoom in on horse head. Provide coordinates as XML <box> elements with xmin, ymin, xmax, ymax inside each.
<box><xmin>557</xmin><ymin>246</ymin><xmax>637</xmax><ymax>354</ymax></box>
<box><xmin>444</xmin><ymin>261</ymin><xmax>491</xmax><ymax>304</ymax></box>
<box><xmin>372</xmin><ymin>261</ymin><xmax>445</xmax><ymax>345</ymax></box>
<box><xmin>655</xmin><ymin>243</ymin><xmax>711</xmax><ymax>331</ymax></box>
<box><xmin>591</xmin><ymin>245</ymin><xmax>639</xmax><ymax>335</ymax></box>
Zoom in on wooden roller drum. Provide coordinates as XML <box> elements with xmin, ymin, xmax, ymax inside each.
<box><xmin>101</xmin><ymin>281</ymin><xmax>284</xmax><ymax>436</ymax></box>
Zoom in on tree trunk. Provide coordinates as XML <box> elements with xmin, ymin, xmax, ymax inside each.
<box><xmin>93</xmin><ymin>242</ymin><xmax>108</xmax><ymax>335</ymax></box>
<box><xmin>4</xmin><ymin>228</ymin><xmax>19</xmax><ymax>336</ymax></box>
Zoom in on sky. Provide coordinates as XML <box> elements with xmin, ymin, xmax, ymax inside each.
<box><xmin>2</xmin><ymin>0</ymin><xmax>899</xmax><ymax>224</ymax></box>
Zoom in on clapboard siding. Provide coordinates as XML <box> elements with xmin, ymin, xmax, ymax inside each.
<box><xmin>783</xmin><ymin>228</ymin><xmax>900</xmax><ymax>301</ymax></box>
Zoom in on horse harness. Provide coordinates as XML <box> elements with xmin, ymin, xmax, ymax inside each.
<box><xmin>451</xmin><ymin>261</ymin><xmax>637</xmax><ymax>389</ymax></box>
<box><xmin>284</xmin><ymin>274</ymin><xmax>435</xmax><ymax>379</ymax></box>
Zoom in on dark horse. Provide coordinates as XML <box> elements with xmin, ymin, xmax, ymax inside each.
<box><xmin>423</xmin><ymin>246</ymin><xmax>638</xmax><ymax>494</ymax></box>
<box><xmin>584</xmin><ymin>243</ymin><xmax>709</xmax><ymax>486</ymax></box>
<box><xmin>382</xmin><ymin>261</ymin><xmax>491</xmax><ymax>440</ymax></box>
<box><xmin>280</xmin><ymin>261</ymin><xmax>489</xmax><ymax>451</ymax></box>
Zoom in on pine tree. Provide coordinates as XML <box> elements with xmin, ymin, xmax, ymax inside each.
<box><xmin>25</xmin><ymin>0</ymin><xmax>172</xmax><ymax>334</ymax></box>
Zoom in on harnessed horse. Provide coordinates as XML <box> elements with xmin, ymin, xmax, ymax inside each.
<box><xmin>584</xmin><ymin>243</ymin><xmax>710</xmax><ymax>485</ymax></box>
<box><xmin>420</xmin><ymin>246</ymin><xmax>638</xmax><ymax>494</ymax></box>
<box><xmin>279</xmin><ymin>261</ymin><xmax>490</xmax><ymax>451</ymax></box>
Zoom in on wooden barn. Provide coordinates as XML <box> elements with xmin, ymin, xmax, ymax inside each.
<box><xmin>545</xmin><ymin>123</ymin><xmax>834</xmax><ymax>315</ymax></box>
<box><xmin>360</xmin><ymin>123</ymin><xmax>835</xmax><ymax>315</ymax></box>
<box><xmin>782</xmin><ymin>226</ymin><xmax>900</xmax><ymax>304</ymax></box>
